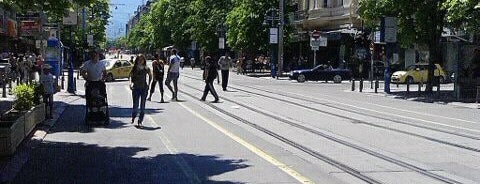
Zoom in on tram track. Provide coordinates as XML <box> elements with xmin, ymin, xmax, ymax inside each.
<box><xmin>182</xmin><ymin>74</ymin><xmax>480</xmax><ymax>153</ymax></box>
<box><xmin>180</xmin><ymin>82</ymin><xmax>463</xmax><ymax>184</ymax></box>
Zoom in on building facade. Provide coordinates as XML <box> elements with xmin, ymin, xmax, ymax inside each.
<box><xmin>290</xmin><ymin>0</ymin><xmax>363</xmax><ymax>73</ymax></box>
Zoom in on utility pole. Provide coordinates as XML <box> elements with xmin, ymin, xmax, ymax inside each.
<box><xmin>277</xmin><ymin>0</ymin><xmax>284</xmax><ymax>78</ymax></box>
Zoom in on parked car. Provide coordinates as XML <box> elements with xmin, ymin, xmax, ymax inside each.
<box><xmin>102</xmin><ymin>59</ymin><xmax>133</xmax><ymax>82</ymax></box>
<box><xmin>391</xmin><ymin>63</ymin><xmax>447</xmax><ymax>84</ymax></box>
<box><xmin>288</xmin><ymin>65</ymin><xmax>352</xmax><ymax>83</ymax></box>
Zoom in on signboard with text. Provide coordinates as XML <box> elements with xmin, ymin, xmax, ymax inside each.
<box><xmin>269</xmin><ymin>28</ymin><xmax>278</xmax><ymax>44</ymax></box>
<box><xmin>63</xmin><ymin>10</ymin><xmax>77</xmax><ymax>25</ymax></box>
<box><xmin>384</xmin><ymin>17</ymin><xmax>397</xmax><ymax>43</ymax></box>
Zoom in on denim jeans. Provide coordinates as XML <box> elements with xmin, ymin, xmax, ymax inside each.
<box><xmin>132</xmin><ymin>87</ymin><xmax>148</xmax><ymax>122</ymax></box>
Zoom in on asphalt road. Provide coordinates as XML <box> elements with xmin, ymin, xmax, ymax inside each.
<box><xmin>12</xmin><ymin>67</ymin><xmax>480</xmax><ymax>184</ymax></box>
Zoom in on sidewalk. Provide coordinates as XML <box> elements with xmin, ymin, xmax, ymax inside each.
<box><xmin>0</xmin><ymin>88</ymin><xmax>82</xmax><ymax>182</ymax></box>
<box><xmin>347</xmin><ymin>80</ymin><xmax>479</xmax><ymax>109</ymax></box>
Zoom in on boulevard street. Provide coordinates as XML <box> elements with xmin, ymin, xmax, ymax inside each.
<box><xmin>11</xmin><ymin>68</ymin><xmax>480</xmax><ymax>183</ymax></box>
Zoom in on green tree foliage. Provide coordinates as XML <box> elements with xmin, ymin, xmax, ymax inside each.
<box><xmin>165</xmin><ymin>0</ymin><xmax>193</xmax><ymax>50</ymax></box>
<box><xmin>149</xmin><ymin>0</ymin><xmax>173</xmax><ymax>50</ymax></box>
<box><xmin>1</xmin><ymin>0</ymin><xmax>96</xmax><ymax>19</ymax></box>
<box><xmin>359</xmin><ymin>0</ymin><xmax>479</xmax><ymax>92</ymax></box>
<box><xmin>127</xmin><ymin>0</ymin><xmax>295</xmax><ymax>58</ymax></box>
<box><xmin>226</xmin><ymin>0</ymin><xmax>276</xmax><ymax>55</ymax></box>
<box><xmin>128</xmin><ymin>13</ymin><xmax>153</xmax><ymax>52</ymax></box>
<box><xmin>186</xmin><ymin>0</ymin><xmax>233</xmax><ymax>53</ymax></box>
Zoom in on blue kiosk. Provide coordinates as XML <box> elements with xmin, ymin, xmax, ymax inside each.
<box><xmin>45</xmin><ymin>36</ymin><xmax>64</xmax><ymax>88</ymax></box>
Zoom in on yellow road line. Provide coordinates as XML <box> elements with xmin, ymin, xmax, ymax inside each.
<box><xmin>176</xmin><ymin>101</ymin><xmax>314</xmax><ymax>184</ymax></box>
<box><xmin>127</xmin><ymin>86</ymin><xmax>313</xmax><ymax>183</ymax></box>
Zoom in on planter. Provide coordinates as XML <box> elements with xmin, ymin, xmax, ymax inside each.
<box><xmin>24</xmin><ymin>104</ymin><xmax>45</xmax><ymax>137</ymax></box>
<box><xmin>0</xmin><ymin>104</ymin><xmax>45</xmax><ymax>156</ymax></box>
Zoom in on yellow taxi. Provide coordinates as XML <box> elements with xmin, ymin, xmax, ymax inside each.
<box><xmin>391</xmin><ymin>63</ymin><xmax>447</xmax><ymax>84</ymax></box>
<box><xmin>102</xmin><ymin>59</ymin><xmax>133</xmax><ymax>82</ymax></box>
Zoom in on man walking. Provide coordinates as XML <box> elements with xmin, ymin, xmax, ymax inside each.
<box><xmin>165</xmin><ymin>49</ymin><xmax>181</xmax><ymax>101</ymax></box>
<box><xmin>218</xmin><ymin>52</ymin><xmax>231</xmax><ymax>91</ymax></box>
<box><xmin>200</xmin><ymin>56</ymin><xmax>219</xmax><ymax>102</ymax></box>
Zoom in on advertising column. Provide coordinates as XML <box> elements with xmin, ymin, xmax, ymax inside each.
<box><xmin>45</xmin><ymin>33</ymin><xmax>61</xmax><ymax>90</ymax></box>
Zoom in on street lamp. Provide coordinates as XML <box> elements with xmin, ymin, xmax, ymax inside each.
<box><xmin>263</xmin><ymin>8</ymin><xmax>281</xmax><ymax>78</ymax></box>
<box><xmin>216</xmin><ymin>23</ymin><xmax>227</xmax><ymax>56</ymax></box>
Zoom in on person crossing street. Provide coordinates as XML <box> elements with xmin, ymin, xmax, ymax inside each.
<box><xmin>165</xmin><ymin>49</ymin><xmax>181</xmax><ymax>101</ymax></box>
<box><xmin>218</xmin><ymin>52</ymin><xmax>232</xmax><ymax>91</ymax></box>
<box><xmin>200</xmin><ymin>56</ymin><xmax>219</xmax><ymax>102</ymax></box>
<box><xmin>147</xmin><ymin>54</ymin><xmax>165</xmax><ymax>103</ymax></box>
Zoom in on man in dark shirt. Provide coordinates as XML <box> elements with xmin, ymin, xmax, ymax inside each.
<box><xmin>147</xmin><ymin>54</ymin><xmax>165</xmax><ymax>102</ymax></box>
<box><xmin>200</xmin><ymin>56</ymin><xmax>219</xmax><ymax>102</ymax></box>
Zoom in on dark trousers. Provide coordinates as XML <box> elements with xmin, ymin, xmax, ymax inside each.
<box><xmin>43</xmin><ymin>94</ymin><xmax>53</xmax><ymax>118</ymax></box>
<box><xmin>149</xmin><ymin>77</ymin><xmax>164</xmax><ymax>95</ymax></box>
<box><xmin>201</xmin><ymin>80</ymin><xmax>219</xmax><ymax>100</ymax></box>
<box><xmin>221</xmin><ymin>70</ymin><xmax>229</xmax><ymax>90</ymax></box>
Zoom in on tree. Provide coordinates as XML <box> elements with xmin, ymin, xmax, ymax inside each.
<box><xmin>359</xmin><ymin>0</ymin><xmax>480</xmax><ymax>93</ymax></box>
<box><xmin>149</xmin><ymin>0</ymin><xmax>173</xmax><ymax>50</ymax></box>
<box><xmin>1</xmin><ymin>0</ymin><xmax>96</xmax><ymax>19</ymax></box>
<box><xmin>226</xmin><ymin>0</ymin><xmax>276</xmax><ymax>56</ymax></box>
<box><xmin>186</xmin><ymin>0</ymin><xmax>233</xmax><ymax>53</ymax></box>
<box><xmin>164</xmin><ymin>0</ymin><xmax>193</xmax><ymax>51</ymax></box>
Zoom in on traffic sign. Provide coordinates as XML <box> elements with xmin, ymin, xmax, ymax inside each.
<box><xmin>384</xmin><ymin>17</ymin><xmax>397</xmax><ymax>43</ymax></box>
<box><xmin>311</xmin><ymin>46</ymin><xmax>319</xmax><ymax>51</ymax></box>
<box><xmin>312</xmin><ymin>30</ymin><xmax>321</xmax><ymax>39</ymax></box>
<box><xmin>269</xmin><ymin>28</ymin><xmax>278</xmax><ymax>44</ymax></box>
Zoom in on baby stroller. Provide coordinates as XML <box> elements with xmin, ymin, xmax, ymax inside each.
<box><xmin>85</xmin><ymin>81</ymin><xmax>110</xmax><ymax>125</ymax></box>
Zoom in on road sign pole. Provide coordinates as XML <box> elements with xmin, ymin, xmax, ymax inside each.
<box><xmin>313</xmin><ymin>50</ymin><xmax>317</xmax><ymax>67</ymax></box>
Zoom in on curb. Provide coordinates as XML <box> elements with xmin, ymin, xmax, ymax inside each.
<box><xmin>0</xmin><ymin>91</ymin><xmax>82</xmax><ymax>183</ymax></box>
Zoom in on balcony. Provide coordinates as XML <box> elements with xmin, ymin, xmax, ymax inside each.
<box><xmin>308</xmin><ymin>6</ymin><xmax>352</xmax><ymax>21</ymax></box>
<box><xmin>293</xmin><ymin>10</ymin><xmax>307</xmax><ymax>23</ymax></box>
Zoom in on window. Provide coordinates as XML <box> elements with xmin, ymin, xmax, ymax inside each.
<box><xmin>114</xmin><ymin>61</ymin><xmax>122</xmax><ymax>68</ymax></box>
<box><xmin>122</xmin><ymin>61</ymin><xmax>132</xmax><ymax>67</ymax></box>
<box><xmin>313</xmin><ymin>0</ymin><xmax>319</xmax><ymax>9</ymax></box>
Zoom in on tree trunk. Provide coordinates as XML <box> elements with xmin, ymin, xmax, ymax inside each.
<box><xmin>426</xmin><ymin>42</ymin><xmax>436</xmax><ymax>93</ymax></box>
<box><xmin>425</xmin><ymin>8</ymin><xmax>445</xmax><ymax>94</ymax></box>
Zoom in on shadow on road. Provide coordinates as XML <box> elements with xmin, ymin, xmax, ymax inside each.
<box><xmin>388</xmin><ymin>90</ymin><xmax>478</xmax><ymax>104</ymax></box>
<box><xmin>48</xmin><ymin>104</ymin><xmax>164</xmax><ymax>134</ymax></box>
<box><xmin>12</xmin><ymin>141</ymin><xmax>249</xmax><ymax>183</ymax></box>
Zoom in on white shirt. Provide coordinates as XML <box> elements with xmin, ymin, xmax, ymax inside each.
<box><xmin>218</xmin><ymin>56</ymin><xmax>231</xmax><ymax>70</ymax></box>
<box><xmin>169</xmin><ymin>55</ymin><xmax>180</xmax><ymax>73</ymax></box>
<box><xmin>40</xmin><ymin>73</ymin><xmax>55</xmax><ymax>94</ymax></box>
<box><xmin>80</xmin><ymin>60</ymin><xmax>106</xmax><ymax>81</ymax></box>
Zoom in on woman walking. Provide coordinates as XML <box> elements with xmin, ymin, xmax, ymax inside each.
<box><xmin>147</xmin><ymin>54</ymin><xmax>165</xmax><ymax>102</ymax></box>
<box><xmin>200</xmin><ymin>56</ymin><xmax>219</xmax><ymax>102</ymax></box>
<box><xmin>129</xmin><ymin>54</ymin><xmax>152</xmax><ymax>126</ymax></box>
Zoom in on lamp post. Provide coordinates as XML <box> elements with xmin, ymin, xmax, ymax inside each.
<box><xmin>263</xmin><ymin>8</ymin><xmax>281</xmax><ymax>78</ymax></box>
<box><xmin>216</xmin><ymin>23</ymin><xmax>227</xmax><ymax>56</ymax></box>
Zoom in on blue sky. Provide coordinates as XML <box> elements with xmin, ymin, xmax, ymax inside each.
<box><xmin>106</xmin><ymin>0</ymin><xmax>144</xmax><ymax>40</ymax></box>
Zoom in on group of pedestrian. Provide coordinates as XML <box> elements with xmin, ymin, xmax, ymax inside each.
<box><xmin>7</xmin><ymin>53</ymin><xmax>43</xmax><ymax>84</ymax></box>
<box><xmin>128</xmin><ymin>49</ymin><xmax>181</xmax><ymax>125</ymax></box>
<box><xmin>79</xmin><ymin>48</ymin><xmax>234</xmax><ymax>126</ymax></box>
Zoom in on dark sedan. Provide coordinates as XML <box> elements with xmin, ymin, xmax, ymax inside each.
<box><xmin>288</xmin><ymin>65</ymin><xmax>352</xmax><ymax>83</ymax></box>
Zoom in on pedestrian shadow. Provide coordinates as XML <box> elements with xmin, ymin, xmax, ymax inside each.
<box><xmin>47</xmin><ymin>105</ymin><xmax>138</xmax><ymax>134</ymax></box>
<box><xmin>134</xmin><ymin>125</ymin><xmax>161</xmax><ymax>130</ymax></box>
<box><xmin>108</xmin><ymin>106</ymin><xmax>164</xmax><ymax>118</ymax></box>
<box><xmin>12</xmin><ymin>141</ymin><xmax>249</xmax><ymax>183</ymax></box>
<box><xmin>171</xmin><ymin>99</ymin><xmax>187</xmax><ymax>103</ymax></box>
